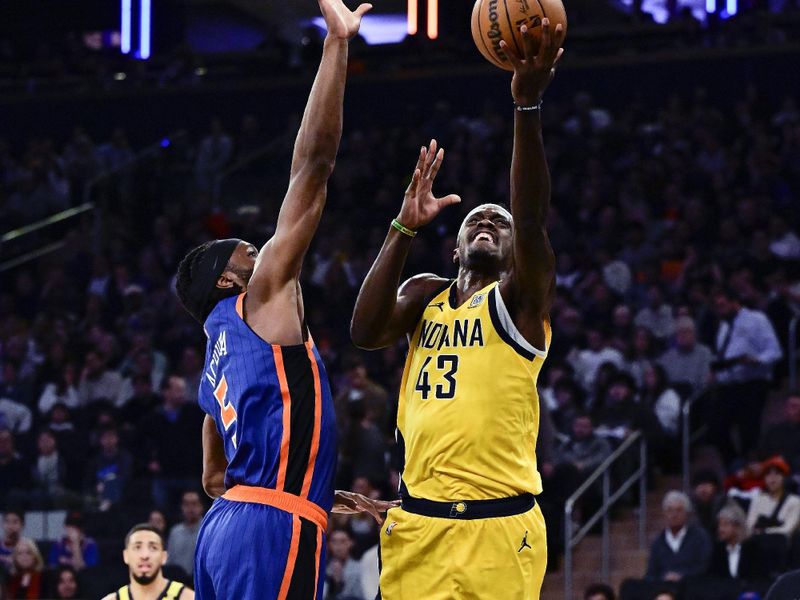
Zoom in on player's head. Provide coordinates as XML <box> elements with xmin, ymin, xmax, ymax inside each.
<box><xmin>175</xmin><ymin>239</ymin><xmax>258</xmax><ymax>324</ymax></box>
<box><xmin>454</xmin><ymin>204</ymin><xmax>513</xmax><ymax>272</ymax></box>
<box><xmin>123</xmin><ymin>524</ymin><xmax>167</xmax><ymax>586</ymax></box>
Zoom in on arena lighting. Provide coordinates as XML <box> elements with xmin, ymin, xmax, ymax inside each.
<box><xmin>121</xmin><ymin>0</ymin><xmax>131</xmax><ymax>54</ymax></box>
<box><xmin>140</xmin><ymin>0</ymin><xmax>151</xmax><ymax>59</ymax></box>
<box><xmin>407</xmin><ymin>0</ymin><xmax>438</xmax><ymax>39</ymax></box>
<box><xmin>706</xmin><ymin>0</ymin><xmax>716</xmax><ymax>11</ymax></box>
<box><xmin>427</xmin><ymin>0</ymin><xmax>438</xmax><ymax>39</ymax></box>
<box><xmin>408</xmin><ymin>0</ymin><xmax>418</xmax><ymax>35</ymax></box>
<box><xmin>727</xmin><ymin>0</ymin><xmax>737</xmax><ymax>15</ymax></box>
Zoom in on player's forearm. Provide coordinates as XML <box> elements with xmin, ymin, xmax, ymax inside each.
<box><xmin>511</xmin><ymin>111</ymin><xmax>550</xmax><ymax>228</ymax></box>
<box><xmin>351</xmin><ymin>228</ymin><xmax>413</xmax><ymax>349</ymax></box>
<box><xmin>291</xmin><ymin>36</ymin><xmax>348</xmax><ymax>170</ymax></box>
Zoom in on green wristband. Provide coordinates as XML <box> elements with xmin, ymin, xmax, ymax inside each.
<box><xmin>391</xmin><ymin>219</ymin><xmax>417</xmax><ymax>238</ymax></box>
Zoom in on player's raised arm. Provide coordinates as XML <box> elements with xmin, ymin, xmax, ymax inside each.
<box><xmin>247</xmin><ymin>0</ymin><xmax>371</xmax><ymax>297</ymax></box>
<box><xmin>351</xmin><ymin>140</ymin><xmax>460</xmax><ymax>349</ymax></box>
<box><xmin>498</xmin><ymin>20</ymin><xmax>564</xmax><ymax>326</ymax></box>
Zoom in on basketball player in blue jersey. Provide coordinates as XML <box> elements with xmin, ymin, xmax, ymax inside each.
<box><xmin>351</xmin><ymin>22</ymin><xmax>565</xmax><ymax>599</ymax></box>
<box><xmin>174</xmin><ymin>1</ymin><xmax>394</xmax><ymax>598</ymax></box>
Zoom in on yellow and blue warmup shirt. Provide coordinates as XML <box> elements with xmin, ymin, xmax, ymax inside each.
<box><xmin>397</xmin><ymin>280</ymin><xmax>550</xmax><ymax>501</ymax></box>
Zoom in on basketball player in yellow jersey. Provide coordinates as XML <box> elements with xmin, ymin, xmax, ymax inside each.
<box><xmin>351</xmin><ymin>20</ymin><xmax>565</xmax><ymax>600</ymax></box>
<box><xmin>101</xmin><ymin>525</ymin><xmax>193</xmax><ymax>600</ymax></box>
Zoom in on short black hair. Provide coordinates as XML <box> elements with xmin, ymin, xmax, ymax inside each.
<box><xmin>124</xmin><ymin>523</ymin><xmax>165</xmax><ymax>549</ymax></box>
<box><xmin>4</xmin><ymin>508</ymin><xmax>24</xmax><ymax>523</ymax></box>
<box><xmin>584</xmin><ymin>583</ymin><xmax>615</xmax><ymax>600</ymax></box>
<box><xmin>175</xmin><ymin>241</ymin><xmax>240</xmax><ymax>324</ymax></box>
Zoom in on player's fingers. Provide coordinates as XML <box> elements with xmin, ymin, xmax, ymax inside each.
<box><xmin>520</xmin><ymin>25</ymin><xmax>538</xmax><ymax>62</ymax></box>
<box><xmin>499</xmin><ymin>40</ymin><xmax>522</xmax><ymax>69</ymax></box>
<box><xmin>535</xmin><ymin>19</ymin><xmax>550</xmax><ymax>59</ymax></box>
<box><xmin>438</xmin><ymin>194</ymin><xmax>462</xmax><ymax>207</ymax></box>
<box><xmin>554</xmin><ymin>47</ymin><xmax>565</xmax><ymax>66</ymax></box>
<box><xmin>423</xmin><ymin>139</ymin><xmax>438</xmax><ymax>177</ymax></box>
<box><xmin>429</xmin><ymin>148</ymin><xmax>445</xmax><ymax>180</ymax></box>
<box><xmin>354</xmin><ymin>3</ymin><xmax>373</xmax><ymax>18</ymax></box>
<box><xmin>414</xmin><ymin>145</ymin><xmax>426</xmax><ymax>172</ymax></box>
<box><xmin>406</xmin><ymin>168</ymin><xmax>421</xmax><ymax>193</ymax></box>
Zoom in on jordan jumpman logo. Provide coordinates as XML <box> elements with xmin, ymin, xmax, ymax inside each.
<box><xmin>518</xmin><ymin>531</ymin><xmax>532</xmax><ymax>552</ymax></box>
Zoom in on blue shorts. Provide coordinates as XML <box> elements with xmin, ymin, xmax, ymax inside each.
<box><xmin>194</xmin><ymin>497</ymin><xmax>326</xmax><ymax>599</ymax></box>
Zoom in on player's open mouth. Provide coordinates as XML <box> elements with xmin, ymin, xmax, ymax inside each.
<box><xmin>473</xmin><ymin>231</ymin><xmax>496</xmax><ymax>244</ymax></box>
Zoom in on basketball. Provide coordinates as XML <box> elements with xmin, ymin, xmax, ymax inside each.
<box><xmin>471</xmin><ymin>0</ymin><xmax>568</xmax><ymax>71</ymax></box>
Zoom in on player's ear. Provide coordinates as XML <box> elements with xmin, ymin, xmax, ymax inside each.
<box><xmin>122</xmin><ymin>548</ymin><xmax>130</xmax><ymax>566</ymax></box>
<box><xmin>161</xmin><ymin>550</ymin><xmax>168</xmax><ymax>565</ymax></box>
<box><xmin>453</xmin><ymin>248</ymin><xmax>460</xmax><ymax>265</ymax></box>
<box><xmin>216</xmin><ymin>272</ymin><xmax>236</xmax><ymax>289</ymax></box>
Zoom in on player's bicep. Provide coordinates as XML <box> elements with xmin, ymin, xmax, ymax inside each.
<box><xmin>374</xmin><ymin>275</ymin><xmax>446</xmax><ymax>348</ymax></box>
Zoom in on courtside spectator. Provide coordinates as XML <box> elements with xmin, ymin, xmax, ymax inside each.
<box><xmin>0</xmin><ymin>511</ymin><xmax>28</xmax><ymax>574</ymax></box>
<box><xmin>758</xmin><ymin>392</ymin><xmax>800</xmax><ymax>473</ymax></box>
<box><xmin>47</xmin><ymin>512</ymin><xmax>99</xmax><ymax>571</ymax></box>
<box><xmin>0</xmin><ymin>432</ymin><xmax>30</xmax><ymax>511</ymax></box>
<box><xmin>709</xmin><ymin>289</ymin><xmax>782</xmax><ymax>464</ymax></box>
<box><xmin>646</xmin><ymin>491</ymin><xmax>712</xmax><ymax>582</ymax></box>
<box><xmin>746</xmin><ymin>456</ymin><xmax>800</xmax><ymax>538</ymax></box>
<box><xmin>166</xmin><ymin>491</ymin><xmax>204</xmax><ymax>578</ymax></box>
<box><xmin>708</xmin><ymin>503</ymin><xmax>765</xmax><ymax>581</ymax></box>
<box><xmin>325</xmin><ymin>529</ymin><xmax>364</xmax><ymax>600</ymax></box>
<box><xmin>6</xmin><ymin>538</ymin><xmax>44</xmax><ymax>599</ymax></box>
<box><xmin>584</xmin><ymin>583</ymin><xmax>616</xmax><ymax>600</ymax></box>
<box><xmin>46</xmin><ymin>565</ymin><xmax>82</xmax><ymax>599</ymax></box>
<box><xmin>690</xmin><ymin>470</ymin><xmax>726</xmax><ymax>537</ymax></box>
<box><xmin>657</xmin><ymin>317</ymin><xmax>713</xmax><ymax>395</ymax></box>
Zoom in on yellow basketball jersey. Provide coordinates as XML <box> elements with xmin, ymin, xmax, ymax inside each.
<box><xmin>398</xmin><ymin>281</ymin><xmax>550</xmax><ymax>501</ymax></box>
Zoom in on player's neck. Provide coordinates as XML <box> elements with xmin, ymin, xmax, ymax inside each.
<box><xmin>454</xmin><ymin>268</ymin><xmax>500</xmax><ymax>303</ymax></box>
<box><xmin>129</xmin><ymin>574</ymin><xmax>169</xmax><ymax>599</ymax></box>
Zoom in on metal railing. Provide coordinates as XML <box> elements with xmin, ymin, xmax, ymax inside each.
<box><xmin>564</xmin><ymin>431</ymin><xmax>647</xmax><ymax>600</ymax></box>
<box><xmin>0</xmin><ymin>131</ymin><xmax>187</xmax><ymax>272</ymax></box>
<box><xmin>681</xmin><ymin>389</ymin><xmax>708</xmax><ymax>494</ymax></box>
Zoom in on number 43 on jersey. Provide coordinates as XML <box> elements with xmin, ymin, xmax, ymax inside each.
<box><xmin>415</xmin><ymin>354</ymin><xmax>459</xmax><ymax>400</ymax></box>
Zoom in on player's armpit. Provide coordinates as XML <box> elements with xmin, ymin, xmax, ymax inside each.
<box><xmin>201</xmin><ymin>415</ymin><xmax>227</xmax><ymax>499</ymax></box>
<box><xmin>352</xmin><ymin>272</ymin><xmax>447</xmax><ymax>350</ymax></box>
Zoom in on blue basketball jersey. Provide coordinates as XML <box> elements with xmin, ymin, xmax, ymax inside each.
<box><xmin>198</xmin><ymin>293</ymin><xmax>337</xmax><ymax>512</ymax></box>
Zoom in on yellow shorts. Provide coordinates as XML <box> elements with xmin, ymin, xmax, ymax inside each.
<box><xmin>379</xmin><ymin>501</ymin><xmax>547</xmax><ymax>600</ymax></box>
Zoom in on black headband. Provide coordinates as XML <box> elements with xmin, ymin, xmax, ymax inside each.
<box><xmin>186</xmin><ymin>238</ymin><xmax>242</xmax><ymax>323</ymax></box>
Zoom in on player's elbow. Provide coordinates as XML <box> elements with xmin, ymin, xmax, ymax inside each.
<box><xmin>350</xmin><ymin>320</ymin><xmax>383</xmax><ymax>351</ymax></box>
<box><xmin>202</xmin><ymin>471</ymin><xmax>225</xmax><ymax>500</ymax></box>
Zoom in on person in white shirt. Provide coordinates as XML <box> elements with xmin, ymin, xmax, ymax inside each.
<box><xmin>709</xmin><ymin>289</ymin><xmax>783</xmax><ymax>464</ymax></box>
<box><xmin>646</xmin><ymin>491</ymin><xmax>712</xmax><ymax>582</ymax></box>
<box><xmin>657</xmin><ymin>317</ymin><xmax>714</xmax><ymax>395</ymax></box>
<box><xmin>709</xmin><ymin>503</ymin><xmax>764</xmax><ymax>582</ymax></box>
<box><xmin>746</xmin><ymin>456</ymin><xmax>800</xmax><ymax>538</ymax></box>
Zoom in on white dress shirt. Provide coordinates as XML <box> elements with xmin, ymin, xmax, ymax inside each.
<box><xmin>665</xmin><ymin>526</ymin><xmax>687</xmax><ymax>553</ymax></box>
<box><xmin>715</xmin><ymin>307</ymin><xmax>782</xmax><ymax>384</ymax></box>
<box><xmin>726</xmin><ymin>543</ymin><xmax>742</xmax><ymax>577</ymax></box>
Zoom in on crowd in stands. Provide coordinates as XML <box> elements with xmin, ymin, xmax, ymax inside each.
<box><xmin>1</xmin><ymin>65</ymin><xmax>799</xmax><ymax>598</ymax></box>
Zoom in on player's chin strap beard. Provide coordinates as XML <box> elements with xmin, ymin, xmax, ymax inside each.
<box><xmin>186</xmin><ymin>238</ymin><xmax>243</xmax><ymax>323</ymax></box>
<box><xmin>132</xmin><ymin>570</ymin><xmax>160</xmax><ymax>586</ymax></box>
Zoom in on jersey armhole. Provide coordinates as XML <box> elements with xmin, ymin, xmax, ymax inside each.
<box><xmin>488</xmin><ymin>287</ymin><xmax>548</xmax><ymax>360</ymax></box>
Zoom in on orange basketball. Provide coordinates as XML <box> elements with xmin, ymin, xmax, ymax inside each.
<box><xmin>471</xmin><ymin>0</ymin><xmax>568</xmax><ymax>71</ymax></box>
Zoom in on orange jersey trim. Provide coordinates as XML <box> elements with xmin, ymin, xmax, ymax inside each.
<box><xmin>222</xmin><ymin>485</ymin><xmax>328</xmax><ymax>530</ymax></box>
<box><xmin>277</xmin><ymin>514</ymin><xmax>301</xmax><ymax>600</ymax></box>
<box><xmin>273</xmin><ymin>346</ymin><xmax>292</xmax><ymax>491</ymax></box>
<box><xmin>300</xmin><ymin>341</ymin><xmax>322</xmax><ymax>499</ymax></box>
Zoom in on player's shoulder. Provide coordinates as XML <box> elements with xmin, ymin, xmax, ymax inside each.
<box><xmin>100</xmin><ymin>593</ymin><xmax>116</xmax><ymax>600</ymax></box>
<box><xmin>399</xmin><ymin>273</ymin><xmax>450</xmax><ymax>301</ymax></box>
<box><xmin>179</xmin><ymin>586</ymin><xmax>195</xmax><ymax>599</ymax></box>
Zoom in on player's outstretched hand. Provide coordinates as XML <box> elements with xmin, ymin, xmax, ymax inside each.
<box><xmin>500</xmin><ymin>18</ymin><xmax>565</xmax><ymax>107</ymax></box>
<box><xmin>318</xmin><ymin>0</ymin><xmax>372</xmax><ymax>41</ymax></box>
<box><xmin>396</xmin><ymin>139</ymin><xmax>461</xmax><ymax>231</ymax></box>
<box><xmin>333</xmin><ymin>490</ymin><xmax>400</xmax><ymax>524</ymax></box>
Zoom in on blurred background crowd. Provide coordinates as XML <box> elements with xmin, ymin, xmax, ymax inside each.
<box><xmin>1</xmin><ymin>1</ymin><xmax>799</xmax><ymax>599</ymax></box>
